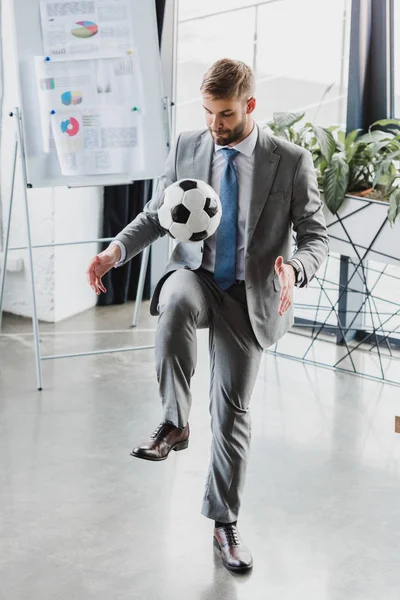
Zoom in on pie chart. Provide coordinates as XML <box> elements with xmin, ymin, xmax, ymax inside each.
<box><xmin>61</xmin><ymin>118</ymin><xmax>80</xmax><ymax>137</ymax></box>
<box><xmin>61</xmin><ymin>91</ymin><xmax>83</xmax><ymax>106</ymax></box>
<box><xmin>71</xmin><ymin>21</ymin><xmax>98</xmax><ymax>38</ymax></box>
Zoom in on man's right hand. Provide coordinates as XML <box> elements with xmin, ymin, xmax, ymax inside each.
<box><xmin>86</xmin><ymin>243</ymin><xmax>121</xmax><ymax>295</ymax></box>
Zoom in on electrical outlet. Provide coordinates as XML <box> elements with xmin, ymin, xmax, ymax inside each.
<box><xmin>395</xmin><ymin>416</ymin><xmax>400</xmax><ymax>434</ymax></box>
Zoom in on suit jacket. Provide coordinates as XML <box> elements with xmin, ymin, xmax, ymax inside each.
<box><xmin>115</xmin><ymin>125</ymin><xmax>329</xmax><ymax>349</ymax></box>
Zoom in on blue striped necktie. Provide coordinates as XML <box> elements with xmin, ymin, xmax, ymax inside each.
<box><xmin>214</xmin><ymin>147</ymin><xmax>240</xmax><ymax>290</ymax></box>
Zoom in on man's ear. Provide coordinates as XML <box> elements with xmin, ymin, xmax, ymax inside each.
<box><xmin>247</xmin><ymin>97</ymin><xmax>256</xmax><ymax>114</ymax></box>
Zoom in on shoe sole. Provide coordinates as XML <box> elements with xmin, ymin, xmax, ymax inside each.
<box><xmin>213</xmin><ymin>536</ymin><xmax>253</xmax><ymax>573</ymax></box>
<box><xmin>130</xmin><ymin>439</ymin><xmax>189</xmax><ymax>461</ymax></box>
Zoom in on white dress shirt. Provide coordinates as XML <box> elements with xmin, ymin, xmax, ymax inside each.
<box><xmin>201</xmin><ymin>124</ymin><xmax>258</xmax><ymax>280</ymax></box>
<box><xmin>112</xmin><ymin>124</ymin><xmax>304</xmax><ymax>284</ymax></box>
<box><xmin>112</xmin><ymin>239</ymin><xmax>127</xmax><ymax>267</ymax></box>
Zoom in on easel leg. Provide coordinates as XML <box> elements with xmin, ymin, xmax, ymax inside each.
<box><xmin>0</xmin><ymin>139</ymin><xmax>18</xmax><ymax>332</ymax></box>
<box><xmin>22</xmin><ymin>182</ymin><xmax>43</xmax><ymax>390</ymax></box>
<box><xmin>132</xmin><ymin>245</ymin><xmax>150</xmax><ymax>327</ymax></box>
<box><xmin>15</xmin><ymin>107</ymin><xmax>43</xmax><ymax>390</ymax></box>
<box><xmin>131</xmin><ymin>95</ymin><xmax>173</xmax><ymax>328</ymax></box>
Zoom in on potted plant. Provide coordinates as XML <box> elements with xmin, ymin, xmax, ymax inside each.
<box><xmin>263</xmin><ymin>113</ymin><xmax>400</xmax><ymax>263</ymax></box>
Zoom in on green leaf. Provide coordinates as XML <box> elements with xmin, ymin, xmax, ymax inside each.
<box><xmin>272</xmin><ymin>112</ymin><xmax>305</xmax><ymax>130</ymax></box>
<box><xmin>322</xmin><ymin>153</ymin><xmax>349</xmax><ymax>213</ymax></box>
<box><xmin>371</xmin><ymin>119</ymin><xmax>400</xmax><ymax>129</ymax></box>
<box><xmin>373</xmin><ymin>159</ymin><xmax>391</xmax><ymax>187</ymax></box>
<box><xmin>314</xmin><ymin>154</ymin><xmax>327</xmax><ymax>174</ymax></box>
<box><xmin>382</xmin><ymin>150</ymin><xmax>400</xmax><ymax>161</ymax></box>
<box><xmin>379</xmin><ymin>174</ymin><xmax>396</xmax><ymax>190</ymax></box>
<box><xmin>346</xmin><ymin>143</ymin><xmax>359</xmax><ymax>164</ymax></box>
<box><xmin>345</xmin><ymin>129</ymin><xmax>361</xmax><ymax>150</ymax></box>
<box><xmin>313</xmin><ymin>126</ymin><xmax>336</xmax><ymax>162</ymax></box>
<box><xmin>372</xmin><ymin>151</ymin><xmax>400</xmax><ymax>186</ymax></box>
<box><xmin>388</xmin><ymin>188</ymin><xmax>400</xmax><ymax>225</ymax></box>
<box><xmin>369</xmin><ymin>141</ymin><xmax>397</xmax><ymax>157</ymax></box>
<box><xmin>336</xmin><ymin>141</ymin><xmax>345</xmax><ymax>152</ymax></box>
<box><xmin>358</xmin><ymin>130</ymin><xmax>394</xmax><ymax>143</ymax></box>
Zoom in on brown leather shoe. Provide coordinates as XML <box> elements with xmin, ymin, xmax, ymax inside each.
<box><xmin>213</xmin><ymin>525</ymin><xmax>253</xmax><ymax>573</ymax></box>
<box><xmin>130</xmin><ymin>421</ymin><xmax>189</xmax><ymax>461</ymax></box>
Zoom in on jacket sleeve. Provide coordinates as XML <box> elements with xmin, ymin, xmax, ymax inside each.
<box><xmin>113</xmin><ymin>134</ymin><xmax>181</xmax><ymax>264</ymax></box>
<box><xmin>289</xmin><ymin>149</ymin><xmax>329</xmax><ymax>287</ymax></box>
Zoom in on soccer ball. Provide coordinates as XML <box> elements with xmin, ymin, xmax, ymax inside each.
<box><xmin>158</xmin><ymin>179</ymin><xmax>221</xmax><ymax>242</ymax></box>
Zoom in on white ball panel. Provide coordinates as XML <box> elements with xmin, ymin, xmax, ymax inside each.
<box><xmin>158</xmin><ymin>204</ymin><xmax>173</xmax><ymax>229</ymax></box>
<box><xmin>161</xmin><ymin>179</ymin><xmax>222</xmax><ymax>242</ymax></box>
<box><xmin>195</xmin><ymin>180</ymin><xmax>218</xmax><ymax>199</ymax></box>
<box><xmin>207</xmin><ymin>213</ymin><xmax>221</xmax><ymax>237</ymax></box>
<box><xmin>169</xmin><ymin>222</ymin><xmax>192</xmax><ymax>242</ymax></box>
<box><xmin>182</xmin><ymin>189</ymin><xmax>206</xmax><ymax>212</ymax></box>
<box><xmin>187</xmin><ymin>210</ymin><xmax>210</xmax><ymax>232</ymax></box>
<box><xmin>164</xmin><ymin>185</ymin><xmax>185</xmax><ymax>209</ymax></box>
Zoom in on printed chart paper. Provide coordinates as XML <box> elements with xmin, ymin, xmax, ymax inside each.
<box><xmin>40</xmin><ymin>1</ymin><xmax>100</xmax><ymax>59</ymax></box>
<box><xmin>40</xmin><ymin>0</ymin><xmax>135</xmax><ymax>59</ymax></box>
<box><xmin>50</xmin><ymin>108</ymin><xmax>143</xmax><ymax>175</ymax></box>
<box><xmin>35</xmin><ymin>56</ymin><xmax>98</xmax><ymax>151</ymax></box>
<box><xmin>35</xmin><ymin>54</ymin><xmax>144</xmax><ymax>153</ymax></box>
<box><xmin>38</xmin><ymin>1</ymin><xmax>146</xmax><ymax>178</ymax></box>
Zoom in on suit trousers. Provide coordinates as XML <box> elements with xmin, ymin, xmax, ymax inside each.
<box><xmin>155</xmin><ymin>268</ymin><xmax>263</xmax><ymax>522</ymax></box>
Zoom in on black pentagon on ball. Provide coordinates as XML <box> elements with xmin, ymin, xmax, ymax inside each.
<box><xmin>171</xmin><ymin>204</ymin><xmax>191</xmax><ymax>223</ymax></box>
<box><xmin>190</xmin><ymin>230</ymin><xmax>208</xmax><ymax>242</ymax></box>
<box><xmin>204</xmin><ymin>198</ymin><xmax>218</xmax><ymax>217</ymax></box>
<box><xmin>178</xmin><ymin>179</ymin><xmax>198</xmax><ymax>192</ymax></box>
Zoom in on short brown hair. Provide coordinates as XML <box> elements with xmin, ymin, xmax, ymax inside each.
<box><xmin>200</xmin><ymin>58</ymin><xmax>254</xmax><ymax>100</ymax></box>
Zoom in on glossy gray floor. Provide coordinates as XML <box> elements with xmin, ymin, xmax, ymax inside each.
<box><xmin>1</xmin><ymin>303</ymin><xmax>400</xmax><ymax>600</ymax></box>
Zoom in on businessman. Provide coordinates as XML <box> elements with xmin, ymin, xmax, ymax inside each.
<box><xmin>87</xmin><ymin>59</ymin><xmax>329</xmax><ymax>573</ymax></box>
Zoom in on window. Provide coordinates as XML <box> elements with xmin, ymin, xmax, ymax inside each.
<box><xmin>176</xmin><ymin>3</ymin><xmax>255</xmax><ymax>133</ymax></box>
<box><xmin>394</xmin><ymin>0</ymin><xmax>400</xmax><ymax>116</ymax></box>
<box><xmin>176</xmin><ymin>0</ymin><xmax>351</xmax><ymax>135</ymax></box>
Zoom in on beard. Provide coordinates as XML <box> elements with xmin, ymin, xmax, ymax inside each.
<box><xmin>209</xmin><ymin>115</ymin><xmax>247</xmax><ymax>146</ymax></box>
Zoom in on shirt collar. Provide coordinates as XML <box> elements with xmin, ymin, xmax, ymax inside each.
<box><xmin>214</xmin><ymin>123</ymin><xmax>258</xmax><ymax>157</ymax></box>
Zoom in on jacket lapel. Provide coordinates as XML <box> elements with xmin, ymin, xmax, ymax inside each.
<box><xmin>193</xmin><ymin>131</ymin><xmax>214</xmax><ymax>185</ymax></box>
<box><xmin>245</xmin><ymin>126</ymin><xmax>280</xmax><ymax>248</ymax></box>
<box><xmin>191</xmin><ymin>127</ymin><xmax>280</xmax><ymax>249</ymax></box>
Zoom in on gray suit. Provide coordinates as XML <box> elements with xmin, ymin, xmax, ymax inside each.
<box><xmin>116</xmin><ymin>125</ymin><xmax>328</xmax><ymax>522</ymax></box>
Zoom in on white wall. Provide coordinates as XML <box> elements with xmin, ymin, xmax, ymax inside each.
<box><xmin>1</xmin><ymin>0</ymin><xmax>103</xmax><ymax>322</ymax></box>
<box><xmin>53</xmin><ymin>187</ymin><xmax>103</xmax><ymax>322</ymax></box>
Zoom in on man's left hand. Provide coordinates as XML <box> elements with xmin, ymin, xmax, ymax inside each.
<box><xmin>274</xmin><ymin>256</ymin><xmax>296</xmax><ymax>316</ymax></box>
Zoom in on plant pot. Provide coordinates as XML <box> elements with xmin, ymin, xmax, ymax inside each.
<box><xmin>350</xmin><ymin>188</ymin><xmax>374</xmax><ymax>198</ymax></box>
<box><xmin>321</xmin><ymin>192</ymin><xmax>400</xmax><ymax>266</ymax></box>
